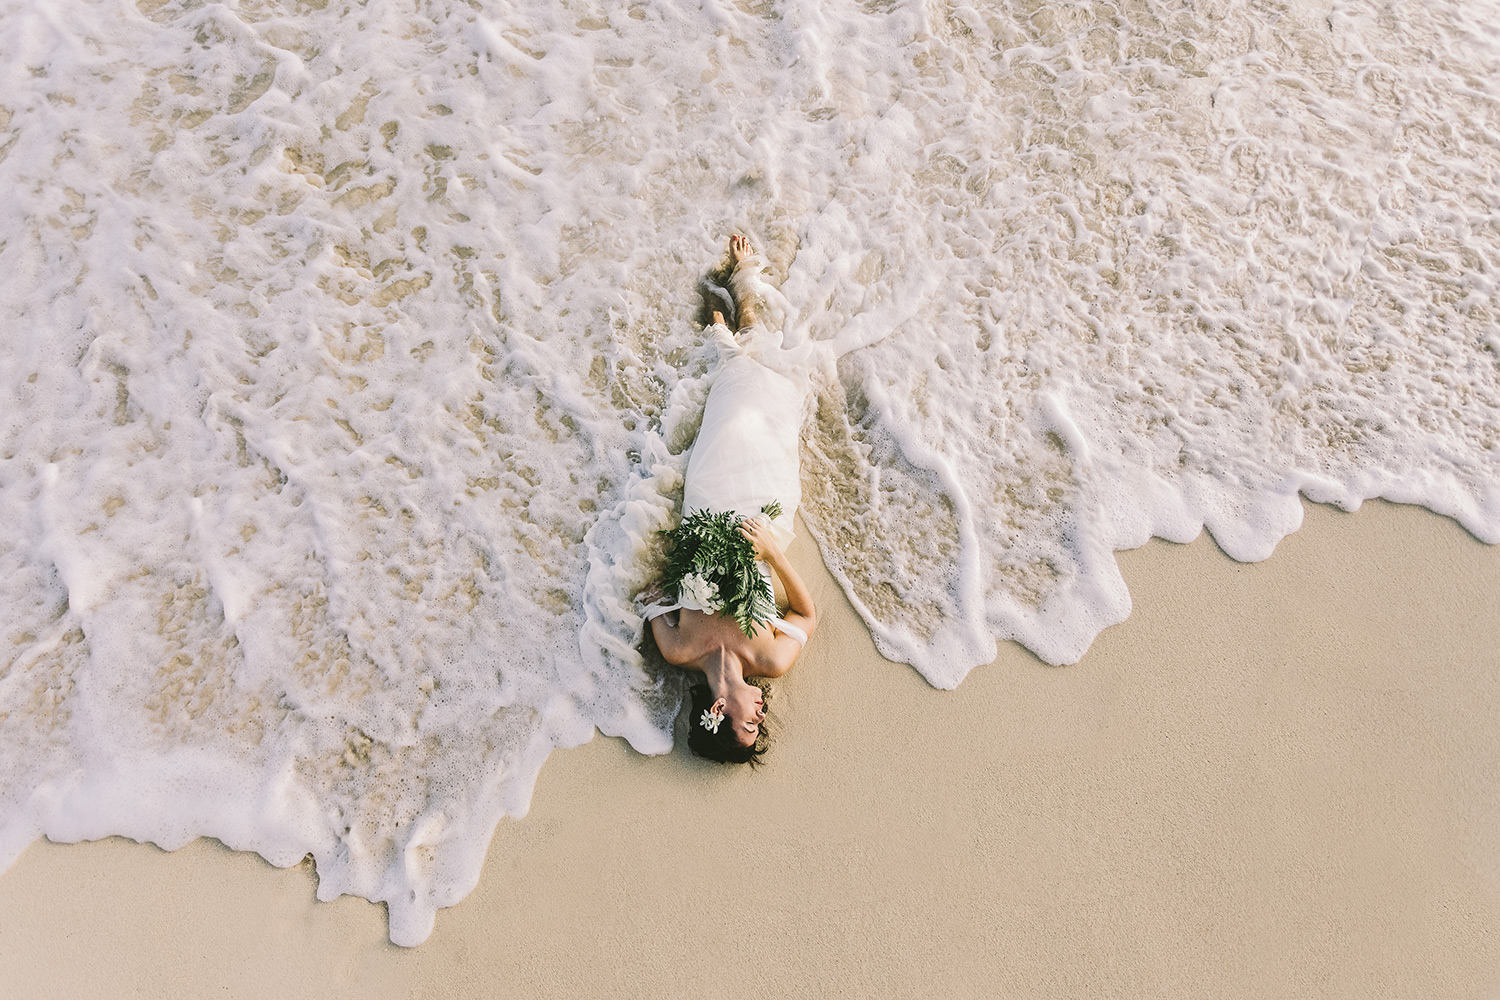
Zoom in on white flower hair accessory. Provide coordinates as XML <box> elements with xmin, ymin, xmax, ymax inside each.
<box><xmin>699</xmin><ymin>707</ymin><xmax>724</xmax><ymax>734</ymax></box>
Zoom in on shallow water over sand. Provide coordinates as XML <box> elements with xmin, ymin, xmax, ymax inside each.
<box><xmin>2</xmin><ymin>0</ymin><xmax>1497</xmax><ymax>942</ymax></box>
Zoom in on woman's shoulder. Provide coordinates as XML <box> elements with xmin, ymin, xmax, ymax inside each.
<box><xmin>742</xmin><ymin>626</ymin><xmax>802</xmax><ymax>679</ymax></box>
<box><xmin>669</xmin><ymin>608</ymin><xmax>801</xmax><ymax>677</ymax></box>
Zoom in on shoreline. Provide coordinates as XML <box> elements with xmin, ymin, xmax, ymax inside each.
<box><xmin>2</xmin><ymin>499</ymin><xmax>1498</xmax><ymax>998</ymax></box>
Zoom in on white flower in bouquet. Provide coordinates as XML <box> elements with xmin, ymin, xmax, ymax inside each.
<box><xmin>679</xmin><ymin>571</ymin><xmax>723</xmax><ymax>612</ymax></box>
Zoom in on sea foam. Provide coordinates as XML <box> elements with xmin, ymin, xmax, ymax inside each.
<box><xmin>1</xmin><ymin>0</ymin><xmax>1497</xmax><ymax>943</ymax></box>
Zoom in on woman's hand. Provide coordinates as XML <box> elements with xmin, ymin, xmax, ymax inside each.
<box><xmin>737</xmin><ymin>515</ymin><xmax>781</xmax><ymax>561</ymax></box>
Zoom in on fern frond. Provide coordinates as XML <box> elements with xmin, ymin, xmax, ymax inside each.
<box><xmin>659</xmin><ymin>509</ymin><xmax>776</xmax><ymax>638</ymax></box>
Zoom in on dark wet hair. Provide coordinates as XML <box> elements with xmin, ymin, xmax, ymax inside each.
<box><xmin>685</xmin><ymin>681</ymin><xmax>769</xmax><ymax>766</ymax></box>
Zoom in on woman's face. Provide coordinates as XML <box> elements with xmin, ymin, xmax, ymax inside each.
<box><xmin>718</xmin><ymin>684</ymin><xmax>766</xmax><ymax>747</ymax></box>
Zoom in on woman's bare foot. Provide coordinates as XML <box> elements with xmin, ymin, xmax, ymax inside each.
<box><xmin>712</xmin><ymin>309</ymin><xmax>726</xmax><ymax>327</ymax></box>
<box><xmin>728</xmin><ymin>233</ymin><xmax>759</xmax><ymax>331</ymax></box>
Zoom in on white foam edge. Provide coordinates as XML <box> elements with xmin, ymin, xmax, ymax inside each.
<box><xmin>814</xmin><ymin>380</ymin><xmax>1500</xmax><ymax>680</ymax></box>
<box><xmin>577</xmin><ymin>431</ymin><xmax>685</xmax><ymax>755</ymax></box>
<box><xmin>4</xmin><ymin>694</ymin><xmax>597</xmax><ymax>948</ymax></box>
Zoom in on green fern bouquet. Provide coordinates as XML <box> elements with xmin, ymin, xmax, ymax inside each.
<box><xmin>661</xmin><ymin>501</ymin><xmax>783</xmax><ymax>636</ymax></box>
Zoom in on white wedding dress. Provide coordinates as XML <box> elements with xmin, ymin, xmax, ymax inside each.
<box><xmin>647</xmin><ymin>321</ymin><xmax>812</xmax><ymax>643</ymax></box>
<box><xmin>684</xmin><ymin>338</ymin><xmax>805</xmax><ymax>551</ymax></box>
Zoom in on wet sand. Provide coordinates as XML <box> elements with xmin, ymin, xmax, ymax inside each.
<box><xmin>1</xmin><ymin>499</ymin><xmax>1497</xmax><ymax>998</ymax></box>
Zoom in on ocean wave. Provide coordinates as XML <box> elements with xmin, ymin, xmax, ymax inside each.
<box><xmin>1</xmin><ymin>0</ymin><xmax>1496</xmax><ymax>943</ymax></box>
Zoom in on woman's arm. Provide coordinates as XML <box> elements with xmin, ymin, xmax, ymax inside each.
<box><xmin>648</xmin><ymin>611</ymin><xmax>694</xmax><ymax>665</ymax></box>
<box><xmin>739</xmin><ymin>517</ymin><xmax>817</xmax><ymax>639</ymax></box>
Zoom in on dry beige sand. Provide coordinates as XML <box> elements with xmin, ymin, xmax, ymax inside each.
<box><xmin>1</xmin><ymin>499</ymin><xmax>1498</xmax><ymax>999</ymax></box>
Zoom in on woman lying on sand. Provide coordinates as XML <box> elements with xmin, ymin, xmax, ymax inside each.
<box><xmin>644</xmin><ymin>234</ymin><xmax>818</xmax><ymax>764</ymax></box>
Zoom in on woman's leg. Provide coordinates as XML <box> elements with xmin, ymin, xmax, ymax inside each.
<box><xmin>729</xmin><ymin>233</ymin><xmax>759</xmax><ymax>332</ymax></box>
